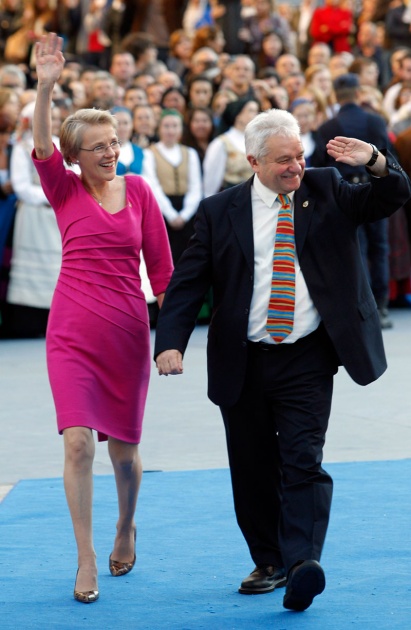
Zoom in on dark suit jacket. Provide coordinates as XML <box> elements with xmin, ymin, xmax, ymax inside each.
<box><xmin>311</xmin><ymin>103</ymin><xmax>390</xmax><ymax>179</ymax></box>
<box><xmin>154</xmin><ymin>154</ymin><xmax>411</xmax><ymax>407</ymax></box>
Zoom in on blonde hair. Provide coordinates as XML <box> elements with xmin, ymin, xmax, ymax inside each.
<box><xmin>60</xmin><ymin>108</ymin><xmax>118</xmax><ymax>166</ymax></box>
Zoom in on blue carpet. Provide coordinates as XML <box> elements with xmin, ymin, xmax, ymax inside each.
<box><xmin>1</xmin><ymin>461</ymin><xmax>411</xmax><ymax>629</ymax></box>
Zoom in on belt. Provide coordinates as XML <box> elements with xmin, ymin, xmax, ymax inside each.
<box><xmin>248</xmin><ymin>325</ymin><xmax>324</xmax><ymax>351</ymax></box>
<box><xmin>248</xmin><ymin>340</ymin><xmax>282</xmax><ymax>351</ymax></box>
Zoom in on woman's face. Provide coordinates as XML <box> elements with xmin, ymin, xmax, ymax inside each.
<box><xmin>292</xmin><ymin>102</ymin><xmax>316</xmax><ymax>134</ymax></box>
<box><xmin>174</xmin><ymin>36</ymin><xmax>192</xmax><ymax>60</ymax></box>
<box><xmin>310</xmin><ymin>69</ymin><xmax>332</xmax><ymax>97</ymax></box>
<box><xmin>114</xmin><ymin>110</ymin><xmax>133</xmax><ymax>142</ymax></box>
<box><xmin>190</xmin><ymin>111</ymin><xmax>213</xmax><ymax>142</ymax></box>
<box><xmin>235</xmin><ymin>101</ymin><xmax>260</xmax><ymax>129</ymax></box>
<box><xmin>189</xmin><ymin>80</ymin><xmax>213</xmax><ymax>108</ymax></box>
<box><xmin>159</xmin><ymin>114</ymin><xmax>182</xmax><ymax>146</ymax></box>
<box><xmin>271</xmin><ymin>86</ymin><xmax>289</xmax><ymax>110</ymax></box>
<box><xmin>210</xmin><ymin>31</ymin><xmax>226</xmax><ymax>54</ymax></box>
<box><xmin>77</xmin><ymin>124</ymin><xmax>120</xmax><ymax>183</ymax></box>
<box><xmin>162</xmin><ymin>90</ymin><xmax>186</xmax><ymax>114</ymax></box>
<box><xmin>262</xmin><ymin>33</ymin><xmax>283</xmax><ymax>59</ymax></box>
<box><xmin>360</xmin><ymin>63</ymin><xmax>379</xmax><ymax>87</ymax></box>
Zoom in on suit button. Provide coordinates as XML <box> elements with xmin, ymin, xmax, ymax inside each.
<box><xmin>244</xmin><ymin>308</ymin><xmax>249</xmax><ymax>314</ymax></box>
<box><xmin>241</xmin><ymin>341</ymin><xmax>247</xmax><ymax>347</ymax></box>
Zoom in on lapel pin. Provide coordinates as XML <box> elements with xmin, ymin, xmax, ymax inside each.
<box><xmin>302</xmin><ymin>200</ymin><xmax>309</xmax><ymax>207</ymax></box>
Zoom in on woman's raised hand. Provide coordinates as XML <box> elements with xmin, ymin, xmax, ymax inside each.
<box><xmin>35</xmin><ymin>32</ymin><xmax>65</xmax><ymax>85</ymax></box>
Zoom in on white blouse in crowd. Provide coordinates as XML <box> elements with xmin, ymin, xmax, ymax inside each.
<box><xmin>300</xmin><ymin>132</ymin><xmax>317</xmax><ymax>162</ymax></box>
<box><xmin>202</xmin><ymin>127</ymin><xmax>247</xmax><ymax>198</ymax></box>
<box><xmin>142</xmin><ymin>142</ymin><xmax>203</xmax><ymax>223</ymax></box>
<box><xmin>7</xmin><ymin>135</ymin><xmax>62</xmax><ymax>309</ymax></box>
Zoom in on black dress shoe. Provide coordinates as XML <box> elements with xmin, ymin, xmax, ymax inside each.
<box><xmin>283</xmin><ymin>560</ymin><xmax>325</xmax><ymax>611</ymax></box>
<box><xmin>239</xmin><ymin>565</ymin><xmax>287</xmax><ymax>594</ymax></box>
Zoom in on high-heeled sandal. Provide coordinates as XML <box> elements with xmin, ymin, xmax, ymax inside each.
<box><xmin>109</xmin><ymin>529</ymin><xmax>136</xmax><ymax>577</ymax></box>
<box><xmin>74</xmin><ymin>569</ymin><xmax>99</xmax><ymax>603</ymax></box>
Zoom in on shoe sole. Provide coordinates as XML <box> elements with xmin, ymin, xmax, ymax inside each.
<box><xmin>283</xmin><ymin>562</ymin><xmax>325</xmax><ymax>611</ymax></box>
<box><xmin>238</xmin><ymin>576</ymin><xmax>287</xmax><ymax>594</ymax></box>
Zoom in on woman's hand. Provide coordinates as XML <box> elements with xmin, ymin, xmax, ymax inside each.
<box><xmin>35</xmin><ymin>32</ymin><xmax>65</xmax><ymax>86</ymax></box>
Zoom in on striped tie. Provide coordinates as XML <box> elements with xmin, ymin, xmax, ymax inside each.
<box><xmin>266</xmin><ymin>193</ymin><xmax>295</xmax><ymax>342</ymax></box>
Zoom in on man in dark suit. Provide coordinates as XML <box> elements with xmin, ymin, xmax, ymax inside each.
<box><xmin>154</xmin><ymin>109</ymin><xmax>411</xmax><ymax>611</ymax></box>
<box><xmin>311</xmin><ymin>72</ymin><xmax>394</xmax><ymax>330</ymax></box>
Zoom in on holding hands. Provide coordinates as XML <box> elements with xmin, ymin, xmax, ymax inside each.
<box><xmin>35</xmin><ymin>32</ymin><xmax>65</xmax><ymax>85</ymax></box>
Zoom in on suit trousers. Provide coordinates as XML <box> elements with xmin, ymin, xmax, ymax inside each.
<box><xmin>220</xmin><ymin>324</ymin><xmax>339</xmax><ymax>573</ymax></box>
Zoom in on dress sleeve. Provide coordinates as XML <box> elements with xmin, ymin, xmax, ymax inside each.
<box><xmin>137</xmin><ymin>176</ymin><xmax>174</xmax><ymax>296</ymax></box>
<box><xmin>31</xmin><ymin>144</ymin><xmax>74</xmax><ymax>212</ymax></box>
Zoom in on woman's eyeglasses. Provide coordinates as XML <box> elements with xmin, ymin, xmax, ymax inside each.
<box><xmin>79</xmin><ymin>140</ymin><xmax>122</xmax><ymax>154</ymax></box>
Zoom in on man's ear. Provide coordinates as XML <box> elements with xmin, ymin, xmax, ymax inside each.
<box><xmin>247</xmin><ymin>154</ymin><xmax>258</xmax><ymax>169</ymax></box>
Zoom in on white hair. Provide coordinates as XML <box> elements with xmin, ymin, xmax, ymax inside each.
<box><xmin>245</xmin><ymin>109</ymin><xmax>300</xmax><ymax>160</ymax></box>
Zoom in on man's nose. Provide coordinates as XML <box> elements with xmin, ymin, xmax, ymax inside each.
<box><xmin>289</xmin><ymin>159</ymin><xmax>303</xmax><ymax>172</ymax></box>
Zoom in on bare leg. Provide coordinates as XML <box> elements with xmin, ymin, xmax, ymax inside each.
<box><xmin>63</xmin><ymin>427</ymin><xmax>98</xmax><ymax>592</ymax></box>
<box><xmin>108</xmin><ymin>437</ymin><xmax>142</xmax><ymax>562</ymax></box>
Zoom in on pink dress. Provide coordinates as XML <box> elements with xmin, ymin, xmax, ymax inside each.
<box><xmin>33</xmin><ymin>147</ymin><xmax>173</xmax><ymax>443</ymax></box>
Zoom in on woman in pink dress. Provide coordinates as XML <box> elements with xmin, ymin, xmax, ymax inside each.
<box><xmin>32</xmin><ymin>33</ymin><xmax>173</xmax><ymax>603</ymax></box>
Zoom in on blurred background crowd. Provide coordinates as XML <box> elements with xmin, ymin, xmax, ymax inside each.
<box><xmin>1</xmin><ymin>0</ymin><xmax>411</xmax><ymax>339</ymax></box>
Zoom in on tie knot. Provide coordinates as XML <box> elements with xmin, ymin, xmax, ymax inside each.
<box><xmin>277</xmin><ymin>194</ymin><xmax>291</xmax><ymax>208</ymax></box>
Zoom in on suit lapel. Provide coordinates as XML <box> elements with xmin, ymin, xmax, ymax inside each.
<box><xmin>227</xmin><ymin>179</ymin><xmax>255</xmax><ymax>273</ymax></box>
<box><xmin>294</xmin><ymin>181</ymin><xmax>315</xmax><ymax>258</ymax></box>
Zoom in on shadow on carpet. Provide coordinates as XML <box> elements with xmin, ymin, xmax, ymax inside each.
<box><xmin>1</xmin><ymin>461</ymin><xmax>411</xmax><ymax>629</ymax></box>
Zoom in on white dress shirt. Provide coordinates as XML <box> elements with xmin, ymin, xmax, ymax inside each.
<box><xmin>247</xmin><ymin>174</ymin><xmax>321</xmax><ymax>344</ymax></box>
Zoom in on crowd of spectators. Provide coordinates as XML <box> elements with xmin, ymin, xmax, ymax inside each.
<box><xmin>1</xmin><ymin>0</ymin><xmax>411</xmax><ymax>337</ymax></box>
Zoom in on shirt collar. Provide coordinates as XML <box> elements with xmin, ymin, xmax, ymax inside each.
<box><xmin>253</xmin><ymin>174</ymin><xmax>295</xmax><ymax>208</ymax></box>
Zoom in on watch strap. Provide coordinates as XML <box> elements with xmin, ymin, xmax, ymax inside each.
<box><xmin>366</xmin><ymin>144</ymin><xmax>379</xmax><ymax>167</ymax></box>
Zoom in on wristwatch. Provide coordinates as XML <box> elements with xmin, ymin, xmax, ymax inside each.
<box><xmin>366</xmin><ymin>144</ymin><xmax>379</xmax><ymax>167</ymax></box>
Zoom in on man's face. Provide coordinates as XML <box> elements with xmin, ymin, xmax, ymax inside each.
<box><xmin>229</xmin><ymin>58</ymin><xmax>254</xmax><ymax>86</ymax></box>
<box><xmin>308</xmin><ymin>45</ymin><xmax>330</xmax><ymax>66</ymax></box>
<box><xmin>275</xmin><ymin>55</ymin><xmax>300</xmax><ymax>79</ymax></box>
<box><xmin>124</xmin><ymin>88</ymin><xmax>147</xmax><ymax>110</ymax></box>
<box><xmin>133</xmin><ymin>106</ymin><xmax>156</xmax><ymax>135</ymax></box>
<box><xmin>111</xmin><ymin>54</ymin><xmax>135</xmax><ymax>81</ymax></box>
<box><xmin>248</xmin><ymin>135</ymin><xmax>305</xmax><ymax>195</ymax></box>
<box><xmin>92</xmin><ymin>79</ymin><xmax>116</xmax><ymax>100</ymax></box>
